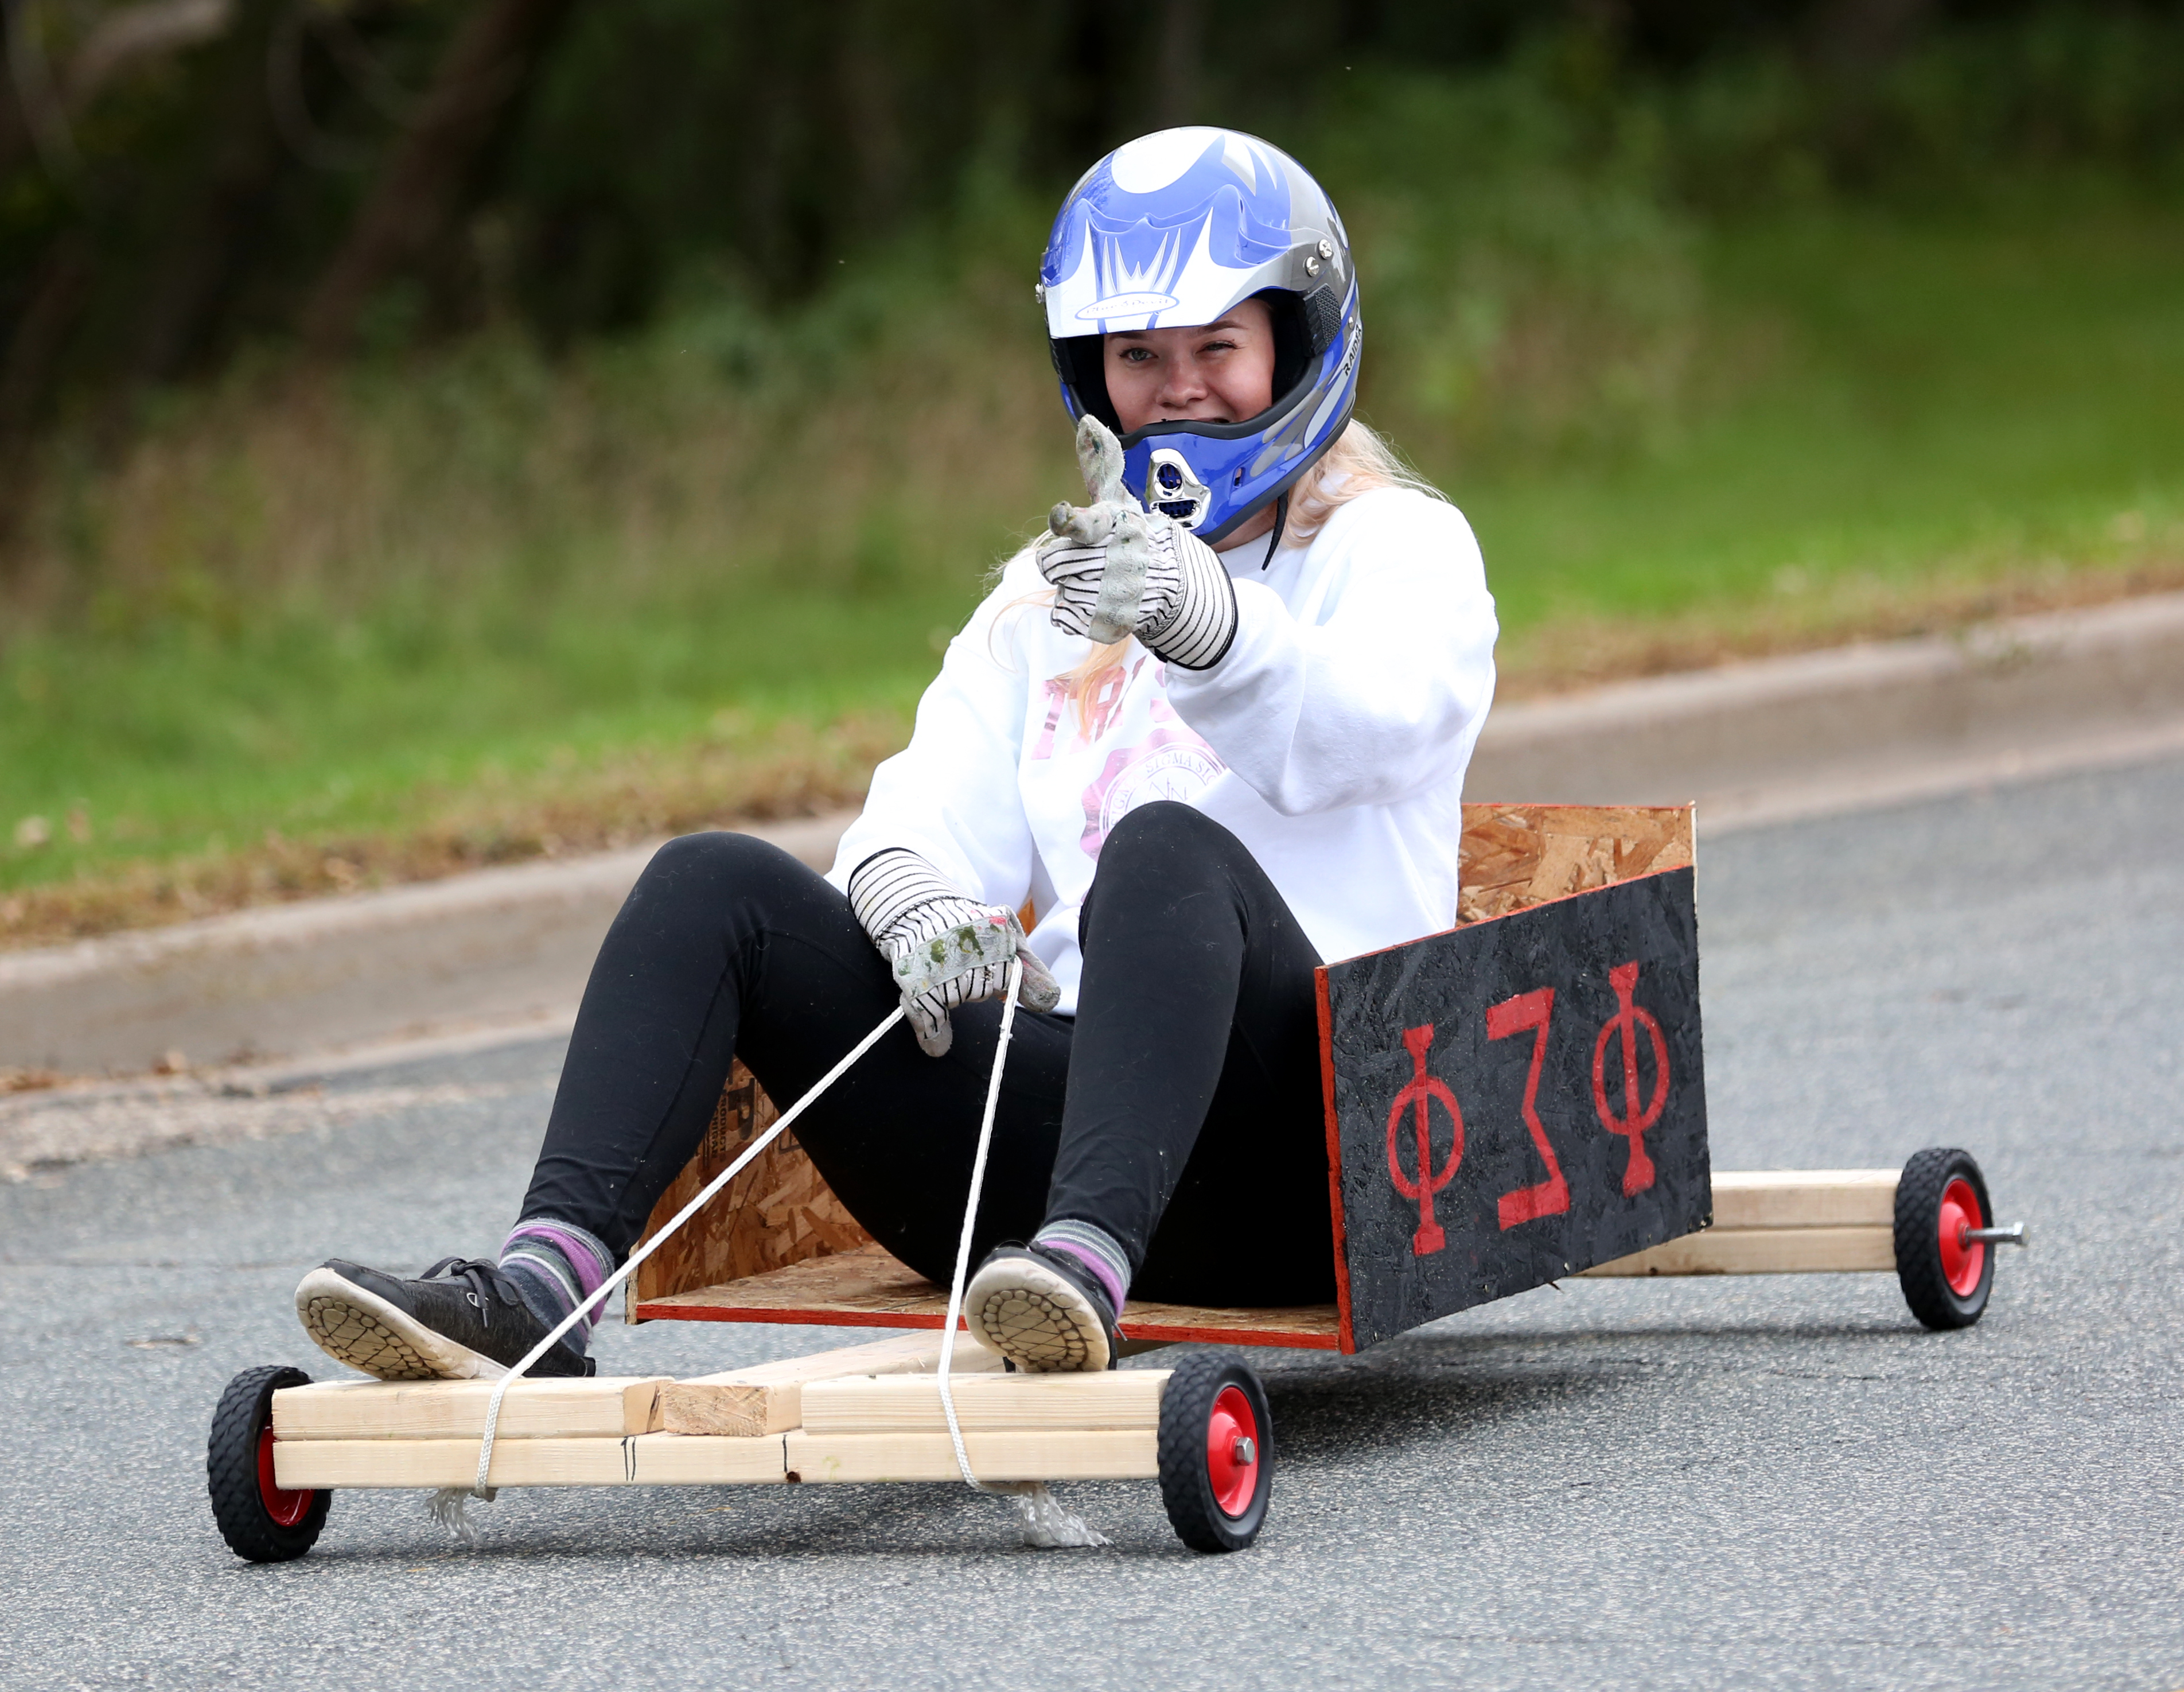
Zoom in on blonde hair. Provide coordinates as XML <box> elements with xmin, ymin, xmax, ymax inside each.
<box><xmin>1050</xmin><ymin>420</ymin><xmax>1443</xmax><ymax>719</ymax></box>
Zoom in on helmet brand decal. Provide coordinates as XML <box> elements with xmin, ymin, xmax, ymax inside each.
<box><xmin>1077</xmin><ymin>291</ymin><xmax>1178</xmax><ymax>321</ymax></box>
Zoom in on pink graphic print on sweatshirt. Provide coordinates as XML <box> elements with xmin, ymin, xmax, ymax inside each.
<box><xmin>1032</xmin><ymin>660</ymin><xmax>1139</xmax><ymax>761</ymax></box>
<box><xmin>1079</xmin><ymin>694</ymin><xmax>1226</xmax><ymax>858</ymax></box>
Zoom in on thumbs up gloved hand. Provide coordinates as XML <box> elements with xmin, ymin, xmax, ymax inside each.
<box><xmin>1035</xmin><ymin>416</ymin><xmax>1239</xmax><ymax>671</ymax></box>
<box><xmin>848</xmin><ymin>849</ymin><xmax>1062</xmax><ymax>1057</ymax></box>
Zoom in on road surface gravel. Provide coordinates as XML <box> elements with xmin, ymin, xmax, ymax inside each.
<box><xmin>3</xmin><ymin>756</ymin><xmax>2179</xmax><ymax>1691</ymax></box>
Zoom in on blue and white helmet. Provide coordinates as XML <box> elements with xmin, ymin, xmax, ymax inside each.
<box><xmin>1039</xmin><ymin>127</ymin><xmax>1361</xmax><ymax>544</ymax></box>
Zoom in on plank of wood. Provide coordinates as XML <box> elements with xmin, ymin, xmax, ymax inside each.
<box><xmin>1710</xmin><ymin>1170</ymin><xmax>1898</xmax><ymax>1230</ymax></box>
<box><xmin>1581</xmin><ymin>1225</ymin><xmax>1897</xmax><ymax>1277</ymax></box>
<box><xmin>637</xmin><ymin>1242</ymin><xmax>1342</xmax><ymax>1350</ymax></box>
<box><xmin>1457</xmin><ymin>803</ymin><xmax>1696</xmax><ymax>927</ymax></box>
<box><xmin>782</xmin><ymin>1428</ymin><xmax>1160</xmax><ymax>1484</ymax></box>
<box><xmin>800</xmin><ymin>1370</ymin><xmax>1169</xmax><ymax>1435</ymax></box>
<box><xmin>660</xmin><ymin>1331</ymin><xmax>1006</xmax><ymax>1437</ymax></box>
<box><xmin>271</xmin><ymin>1376</ymin><xmax>669</xmax><ymax>1441</ymax></box>
<box><xmin>273</xmin><ymin>1430</ymin><xmax>788</xmax><ymax>1490</ymax></box>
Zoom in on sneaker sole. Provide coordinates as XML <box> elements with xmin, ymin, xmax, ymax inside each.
<box><xmin>966</xmin><ymin>1255</ymin><xmax>1112</xmax><ymax>1373</ymax></box>
<box><xmin>293</xmin><ymin>1267</ymin><xmax>507</xmax><ymax>1382</ymax></box>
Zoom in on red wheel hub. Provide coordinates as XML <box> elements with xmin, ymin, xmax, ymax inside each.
<box><xmin>256</xmin><ymin>1425</ymin><xmax>314</xmax><ymax>1527</ymax></box>
<box><xmin>1938</xmin><ymin>1176</ymin><xmax>1986</xmax><ymax>1297</ymax></box>
<box><xmin>1205</xmin><ymin>1384</ymin><xmax>1260</xmax><ymax>1518</ymax></box>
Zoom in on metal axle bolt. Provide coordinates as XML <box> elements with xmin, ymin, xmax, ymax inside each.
<box><xmin>1232</xmin><ymin>1436</ymin><xmax>1256</xmax><ymax>1467</ymax></box>
<box><xmin>1963</xmin><ymin>1223</ymin><xmax>2029</xmax><ymax>1247</ymax></box>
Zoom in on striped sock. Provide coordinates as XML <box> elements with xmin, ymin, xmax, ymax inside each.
<box><xmin>1033</xmin><ymin>1218</ymin><xmax>1131</xmax><ymax>1314</ymax></box>
<box><xmin>499</xmin><ymin>1218</ymin><xmax>617</xmax><ymax>1351</ymax></box>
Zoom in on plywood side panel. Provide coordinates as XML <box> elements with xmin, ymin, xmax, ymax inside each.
<box><xmin>627</xmin><ymin>1059</ymin><xmax>872</xmax><ymax>1313</ymax></box>
<box><xmin>1326</xmin><ymin>866</ymin><xmax>1708</xmax><ymax>1350</ymax></box>
<box><xmin>1457</xmin><ymin>803</ymin><xmax>1695</xmax><ymax>926</ymax></box>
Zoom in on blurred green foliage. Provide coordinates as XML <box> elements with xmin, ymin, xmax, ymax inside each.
<box><xmin>6</xmin><ymin>2</ymin><xmax>2183</xmax><ymax>406</ymax></box>
<box><xmin>2</xmin><ymin>2</ymin><xmax>2183</xmax><ymax>921</ymax></box>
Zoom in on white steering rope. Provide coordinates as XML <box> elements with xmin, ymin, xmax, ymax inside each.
<box><xmin>464</xmin><ymin>1005</ymin><xmax>905</xmax><ymax>1499</ymax></box>
<box><xmin>929</xmin><ymin>962</ymin><xmax>1107</xmax><ymax>1546</ymax></box>
<box><xmin>934</xmin><ymin>956</ymin><xmax>1023</xmax><ymax>1493</ymax></box>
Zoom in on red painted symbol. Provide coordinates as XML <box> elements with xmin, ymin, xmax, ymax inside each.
<box><xmin>1489</xmin><ymin>987</ymin><xmax>1570</xmax><ymax>1230</ymax></box>
<box><xmin>1386</xmin><ymin>1024</ymin><xmax>1464</xmax><ymax>1255</ymax></box>
<box><xmin>1591</xmin><ymin>961</ymin><xmax>1669</xmax><ymax>1195</ymax></box>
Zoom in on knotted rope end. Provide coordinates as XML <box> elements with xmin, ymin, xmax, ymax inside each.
<box><xmin>426</xmin><ymin>1484</ymin><xmax>495</xmax><ymax>1546</ymax></box>
<box><xmin>1003</xmin><ymin>1481</ymin><xmax>1109</xmax><ymax>1549</ymax></box>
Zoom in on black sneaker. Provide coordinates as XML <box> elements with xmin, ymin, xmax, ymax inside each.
<box><xmin>293</xmin><ymin>1257</ymin><xmax>597</xmax><ymax>1382</ymax></box>
<box><xmin>964</xmin><ymin>1241</ymin><xmax>1121</xmax><ymax>1372</ymax></box>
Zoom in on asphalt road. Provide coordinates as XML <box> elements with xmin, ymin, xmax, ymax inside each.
<box><xmin>5</xmin><ymin>755</ymin><xmax>2181</xmax><ymax>1691</ymax></box>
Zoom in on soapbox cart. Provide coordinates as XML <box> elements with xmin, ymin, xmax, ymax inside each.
<box><xmin>207</xmin><ymin>803</ymin><xmax>2023</xmax><ymax>1559</ymax></box>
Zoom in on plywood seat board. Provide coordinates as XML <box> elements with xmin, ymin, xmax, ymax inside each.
<box><xmin>635</xmin><ymin>1242</ymin><xmax>1342</xmax><ymax>1350</ymax></box>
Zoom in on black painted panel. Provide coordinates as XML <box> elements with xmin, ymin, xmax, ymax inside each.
<box><xmin>1322</xmin><ymin>868</ymin><xmax>1710</xmax><ymax>1351</ymax></box>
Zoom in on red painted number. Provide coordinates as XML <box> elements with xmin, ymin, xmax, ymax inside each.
<box><xmin>1488</xmin><ymin>987</ymin><xmax>1571</xmax><ymax>1230</ymax></box>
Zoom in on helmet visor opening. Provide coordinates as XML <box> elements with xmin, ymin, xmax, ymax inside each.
<box><xmin>1053</xmin><ymin>289</ymin><xmax>1315</xmax><ymax>444</ymax></box>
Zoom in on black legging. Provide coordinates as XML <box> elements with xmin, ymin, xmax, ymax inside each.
<box><xmin>519</xmin><ymin>802</ymin><xmax>1334</xmax><ymax>1306</ymax></box>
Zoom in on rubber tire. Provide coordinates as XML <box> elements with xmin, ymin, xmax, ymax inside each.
<box><xmin>1158</xmin><ymin>1353</ymin><xmax>1273</xmax><ymax>1553</ymax></box>
<box><xmin>1894</xmin><ymin>1148</ymin><xmax>1996</xmax><ymax>1331</ymax></box>
<box><xmin>208</xmin><ymin>1365</ymin><xmax>330</xmax><ymax>1562</ymax></box>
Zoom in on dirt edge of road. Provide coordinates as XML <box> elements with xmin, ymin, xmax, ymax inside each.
<box><xmin>6</xmin><ymin>589</ymin><xmax>2183</xmax><ymax>1091</ymax></box>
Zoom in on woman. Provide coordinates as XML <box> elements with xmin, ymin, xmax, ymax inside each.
<box><xmin>294</xmin><ymin>126</ymin><xmax>1497</xmax><ymax>1379</ymax></box>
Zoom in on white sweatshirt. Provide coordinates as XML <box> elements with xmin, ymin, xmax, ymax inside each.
<box><xmin>826</xmin><ymin>486</ymin><xmax>1499</xmax><ymax>1012</ymax></box>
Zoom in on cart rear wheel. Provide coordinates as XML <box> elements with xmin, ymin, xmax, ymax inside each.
<box><xmin>1894</xmin><ymin>1148</ymin><xmax>1996</xmax><ymax>1330</ymax></box>
<box><xmin>208</xmin><ymin>1365</ymin><xmax>329</xmax><ymax>1562</ymax></box>
<box><xmin>1158</xmin><ymin>1353</ymin><xmax>1272</xmax><ymax>1553</ymax></box>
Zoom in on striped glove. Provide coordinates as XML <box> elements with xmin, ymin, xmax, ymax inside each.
<box><xmin>848</xmin><ymin>849</ymin><xmax>1062</xmax><ymax>1058</ymax></box>
<box><xmin>1034</xmin><ymin>416</ymin><xmax>1239</xmax><ymax>671</ymax></box>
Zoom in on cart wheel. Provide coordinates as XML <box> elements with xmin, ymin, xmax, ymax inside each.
<box><xmin>1894</xmin><ymin>1148</ymin><xmax>1997</xmax><ymax>1331</ymax></box>
<box><xmin>208</xmin><ymin>1365</ymin><xmax>329</xmax><ymax>1562</ymax></box>
<box><xmin>1158</xmin><ymin>1353</ymin><xmax>1272</xmax><ymax>1553</ymax></box>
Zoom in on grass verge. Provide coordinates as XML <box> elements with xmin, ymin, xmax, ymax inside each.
<box><xmin>4</xmin><ymin>190</ymin><xmax>2182</xmax><ymax>952</ymax></box>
